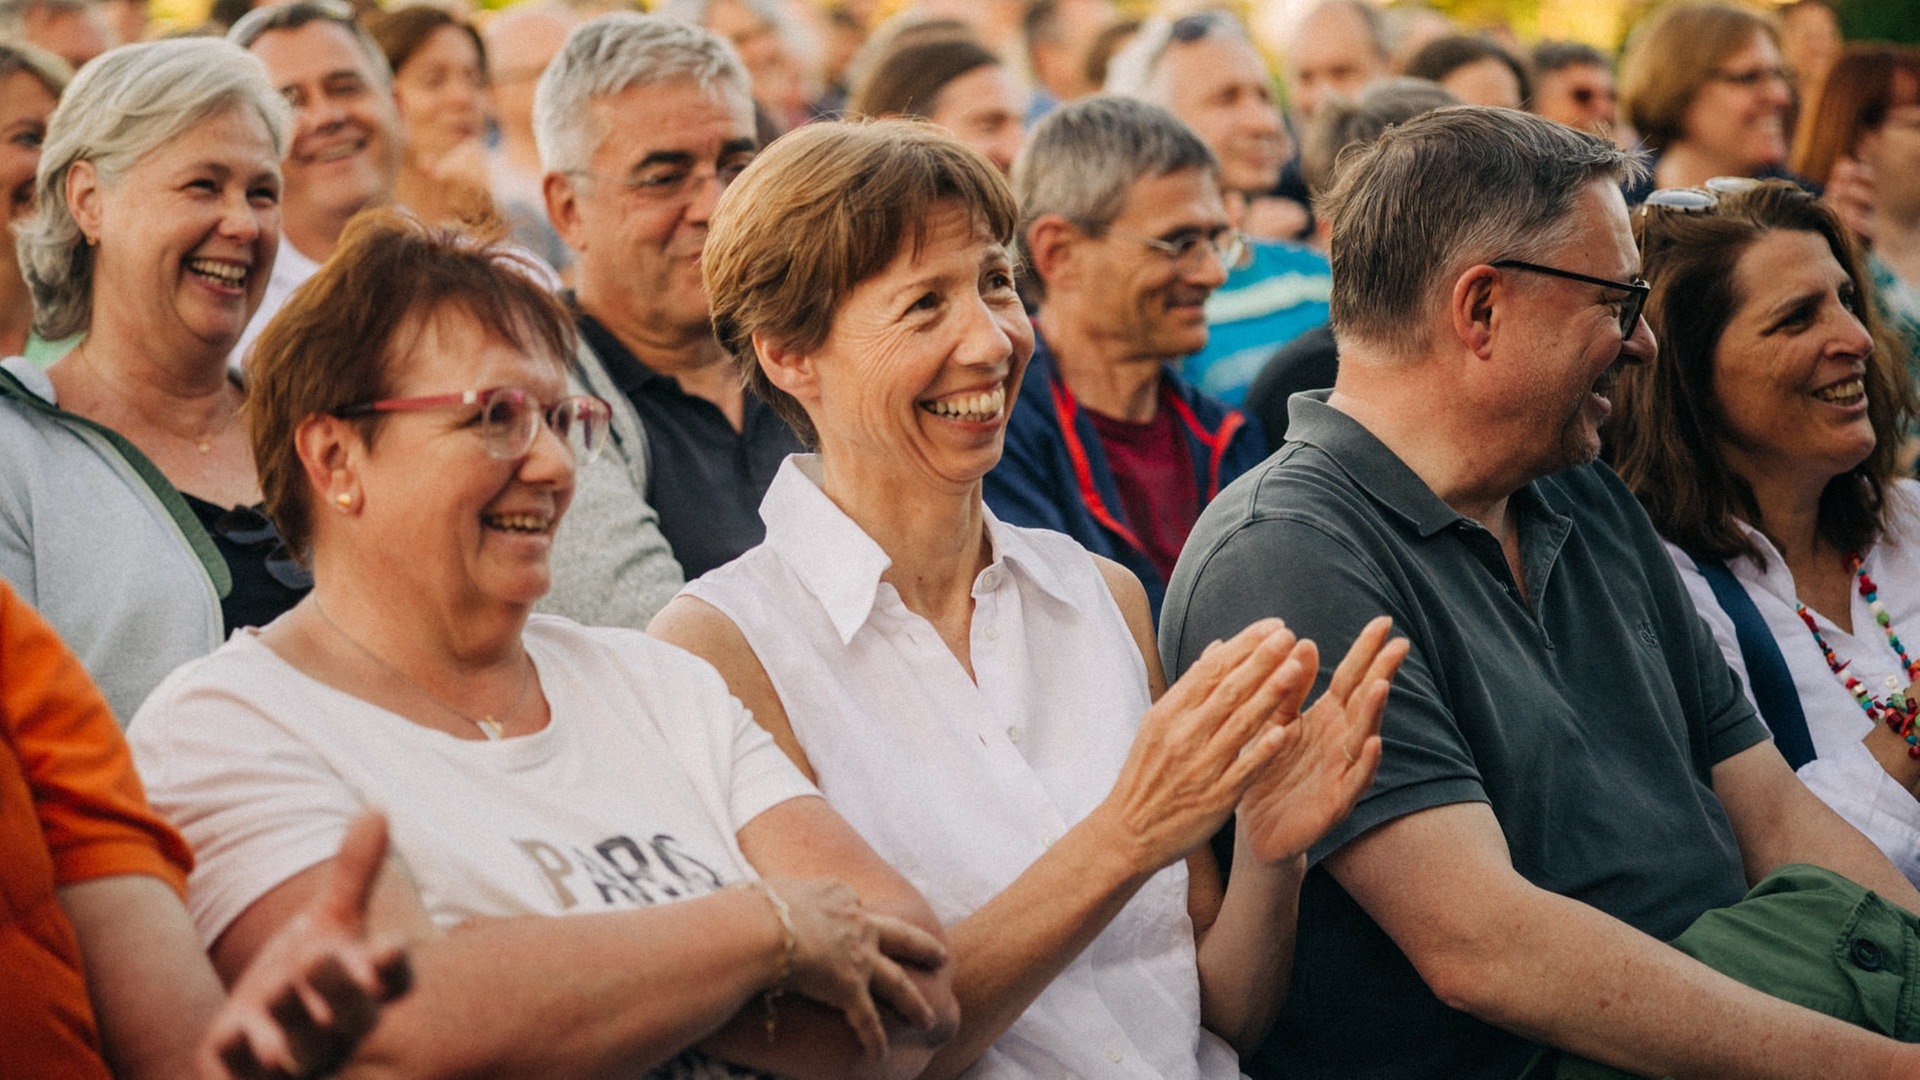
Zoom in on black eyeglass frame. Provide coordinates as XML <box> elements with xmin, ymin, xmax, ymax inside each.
<box><xmin>1490</xmin><ymin>259</ymin><xmax>1650</xmax><ymax>340</ymax></box>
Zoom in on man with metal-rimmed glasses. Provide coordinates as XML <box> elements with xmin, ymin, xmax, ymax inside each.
<box><xmin>985</xmin><ymin>95</ymin><xmax>1266</xmax><ymax>623</ymax></box>
<box><xmin>1106</xmin><ymin>9</ymin><xmax>1333</xmax><ymax>408</ymax></box>
<box><xmin>531</xmin><ymin>13</ymin><xmax>797</xmax><ymax>623</ymax></box>
<box><xmin>1165</xmin><ymin>106</ymin><xmax>1920</xmax><ymax>1080</ymax></box>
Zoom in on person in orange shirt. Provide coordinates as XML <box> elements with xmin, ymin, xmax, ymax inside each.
<box><xmin>0</xmin><ymin>578</ymin><xmax>407</xmax><ymax>1079</ymax></box>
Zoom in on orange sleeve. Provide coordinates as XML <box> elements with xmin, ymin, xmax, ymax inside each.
<box><xmin>0</xmin><ymin>582</ymin><xmax>193</xmax><ymax>899</ymax></box>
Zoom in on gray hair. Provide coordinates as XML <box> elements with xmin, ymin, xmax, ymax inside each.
<box><xmin>227</xmin><ymin>0</ymin><xmax>393</xmax><ymax>88</ymax></box>
<box><xmin>1011</xmin><ymin>94</ymin><xmax>1218</xmax><ymax>299</ymax></box>
<box><xmin>1103</xmin><ymin>10</ymin><xmax>1251</xmax><ymax>102</ymax></box>
<box><xmin>1320</xmin><ymin>105</ymin><xmax>1643</xmax><ymax>360</ymax></box>
<box><xmin>1301</xmin><ymin>76</ymin><xmax>1456</xmax><ymax>196</ymax></box>
<box><xmin>16</xmin><ymin>38</ymin><xmax>291</xmax><ymax>340</ymax></box>
<box><xmin>533</xmin><ymin>13</ymin><xmax>752</xmax><ymax>175</ymax></box>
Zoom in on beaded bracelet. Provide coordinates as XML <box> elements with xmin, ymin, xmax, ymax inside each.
<box><xmin>746</xmin><ymin>879</ymin><xmax>797</xmax><ymax>1042</ymax></box>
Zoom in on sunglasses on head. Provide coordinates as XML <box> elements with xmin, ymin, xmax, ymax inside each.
<box><xmin>1639</xmin><ymin>175</ymin><xmax>1762</xmax><ymax>217</ymax></box>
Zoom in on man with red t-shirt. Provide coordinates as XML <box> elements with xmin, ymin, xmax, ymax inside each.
<box><xmin>987</xmin><ymin>96</ymin><xmax>1266</xmax><ymax>620</ymax></box>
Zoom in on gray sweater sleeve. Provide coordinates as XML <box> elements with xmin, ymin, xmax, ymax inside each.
<box><xmin>536</xmin><ymin>340</ymin><xmax>685</xmax><ymax>629</ymax></box>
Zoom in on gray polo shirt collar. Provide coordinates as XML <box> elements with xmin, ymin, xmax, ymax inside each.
<box><xmin>1286</xmin><ymin>390</ymin><xmax>1477</xmax><ymax>538</ymax></box>
<box><xmin>1284</xmin><ymin>390</ymin><xmax>1575</xmax><ymax>606</ymax></box>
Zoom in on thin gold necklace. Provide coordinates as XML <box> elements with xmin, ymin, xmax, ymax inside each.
<box><xmin>310</xmin><ymin>596</ymin><xmax>531</xmax><ymax>741</ymax></box>
<box><xmin>73</xmin><ymin>342</ymin><xmax>240</xmax><ymax>454</ymax></box>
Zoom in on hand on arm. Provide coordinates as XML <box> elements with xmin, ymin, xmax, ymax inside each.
<box><xmin>705</xmin><ymin>796</ymin><xmax>957</xmax><ymax>1080</ymax></box>
<box><xmin>211</xmin><ymin>811</ymin><xmax>927</xmax><ymax>1080</ymax></box>
<box><xmin>649</xmin><ymin>598</ymin><xmax>958</xmax><ymax>1078</ymax></box>
<box><xmin>1331</xmin><ymin>800</ymin><xmax>1920</xmax><ymax>1080</ymax></box>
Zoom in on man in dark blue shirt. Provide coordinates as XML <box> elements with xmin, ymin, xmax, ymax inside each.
<box><xmin>539</xmin><ymin>14</ymin><xmax>800</xmax><ymax>581</ymax></box>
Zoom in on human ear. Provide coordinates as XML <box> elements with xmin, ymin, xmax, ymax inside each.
<box><xmin>1026</xmin><ymin>215</ymin><xmax>1079</xmax><ymax>295</ymax></box>
<box><xmin>66</xmin><ymin>160</ymin><xmax>102</xmax><ymax>246</ymax></box>
<box><xmin>1450</xmin><ymin>263</ymin><xmax>1500</xmax><ymax>359</ymax></box>
<box><xmin>544</xmin><ymin>172</ymin><xmax>586</xmax><ymax>253</ymax></box>
<box><xmin>295</xmin><ymin>413</ymin><xmax>364</xmax><ymax>516</ymax></box>
<box><xmin>753</xmin><ymin>331</ymin><xmax>819</xmax><ymax>408</ymax></box>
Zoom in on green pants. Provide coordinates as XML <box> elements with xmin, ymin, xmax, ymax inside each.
<box><xmin>1544</xmin><ymin>864</ymin><xmax>1920</xmax><ymax>1079</ymax></box>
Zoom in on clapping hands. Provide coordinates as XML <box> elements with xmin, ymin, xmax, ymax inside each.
<box><xmin>1236</xmin><ymin>616</ymin><xmax>1406</xmax><ymax>865</ymax></box>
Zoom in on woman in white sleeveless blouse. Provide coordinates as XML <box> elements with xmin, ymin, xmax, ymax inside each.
<box><xmin>652</xmin><ymin>120</ymin><xmax>1407</xmax><ymax>1079</ymax></box>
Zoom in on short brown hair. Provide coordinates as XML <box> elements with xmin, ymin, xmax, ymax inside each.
<box><xmin>1619</xmin><ymin>3</ymin><xmax>1779</xmax><ymax>153</ymax></box>
<box><xmin>249</xmin><ymin>210</ymin><xmax>575</xmax><ymax>561</ymax></box>
<box><xmin>704</xmin><ymin>119</ymin><xmax>1016</xmax><ymax>447</ymax></box>
<box><xmin>1320</xmin><ymin>105</ymin><xmax>1637</xmax><ymax>360</ymax></box>
<box><xmin>1791</xmin><ymin>44</ymin><xmax>1920</xmax><ymax>188</ymax></box>
<box><xmin>368</xmin><ymin>5</ymin><xmax>487</xmax><ymax>83</ymax></box>
<box><xmin>850</xmin><ymin>37</ymin><xmax>999</xmax><ymax>120</ymax></box>
<box><xmin>1607</xmin><ymin>181</ymin><xmax>1912</xmax><ymax>565</ymax></box>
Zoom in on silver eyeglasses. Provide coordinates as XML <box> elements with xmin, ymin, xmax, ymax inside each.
<box><xmin>1106</xmin><ymin>226</ymin><xmax>1249</xmax><ymax>272</ymax></box>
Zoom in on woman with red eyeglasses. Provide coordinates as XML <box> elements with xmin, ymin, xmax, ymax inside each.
<box><xmin>128</xmin><ymin>207</ymin><xmax>963</xmax><ymax>1080</ymax></box>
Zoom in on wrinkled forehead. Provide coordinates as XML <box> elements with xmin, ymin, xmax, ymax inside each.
<box><xmin>583</xmin><ymin>77</ymin><xmax>755</xmax><ymax>161</ymax></box>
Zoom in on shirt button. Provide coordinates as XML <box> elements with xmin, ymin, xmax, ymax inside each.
<box><xmin>1105</xmin><ymin>1048</ymin><xmax>1124</xmax><ymax>1063</ymax></box>
<box><xmin>979</xmin><ymin>569</ymin><xmax>1000</xmax><ymax>590</ymax></box>
<box><xmin>984</xmin><ymin>626</ymin><xmax>1000</xmax><ymax>642</ymax></box>
<box><xmin>1042</xmin><ymin>832</ymin><xmax>1058</xmax><ymax>847</ymax></box>
<box><xmin>1850</xmin><ymin>938</ymin><xmax>1886</xmax><ymax>972</ymax></box>
<box><xmin>1006</xmin><ymin>725</ymin><xmax>1020</xmax><ymax>742</ymax></box>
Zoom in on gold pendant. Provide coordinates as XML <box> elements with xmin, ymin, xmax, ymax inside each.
<box><xmin>477</xmin><ymin>717</ymin><xmax>504</xmax><ymax>740</ymax></box>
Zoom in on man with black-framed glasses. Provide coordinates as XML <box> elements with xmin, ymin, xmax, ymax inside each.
<box><xmin>1166</xmin><ymin>106</ymin><xmax>1920</xmax><ymax>1080</ymax></box>
<box><xmin>985</xmin><ymin>96</ymin><xmax>1265</xmax><ymax>624</ymax></box>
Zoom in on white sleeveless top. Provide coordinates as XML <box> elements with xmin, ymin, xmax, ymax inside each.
<box><xmin>685</xmin><ymin>456</ymin><xmax>1240</xmax><ymax>1080</ymax></box>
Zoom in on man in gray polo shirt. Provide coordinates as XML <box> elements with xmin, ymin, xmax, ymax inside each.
<box><xmin>1163</xmin><ymin>107</ymin><xmax>1920</xmax><ymax>1079</ymax></box>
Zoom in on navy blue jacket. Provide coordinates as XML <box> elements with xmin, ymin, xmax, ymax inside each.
<box><xmin>985</xmin><ymin>331</ymin><xmax>1267</xmax><ymax>621</ymax></box>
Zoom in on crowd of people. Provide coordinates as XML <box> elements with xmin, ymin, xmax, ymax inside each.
<box><xmin>14</xmin><ymin>0</ymin><xmax>1920</xmax><ymax>1078</ymax></box>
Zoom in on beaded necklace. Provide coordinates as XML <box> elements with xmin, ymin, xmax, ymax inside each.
<box><xmin>1795</xmin><ymin>552</ymin><xmax>1920</xmax><ymax>758</ymax></box>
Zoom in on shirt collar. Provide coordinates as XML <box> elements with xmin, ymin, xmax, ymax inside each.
<box><xmin>760</xmin><ymin>455</ymin><xmax>1078</xmax><ymax>644</ymax></box>
<box><xmin>569</xmin><ymin>302</ymin><xmax>670</xmax><ymax>389</ymax></box>
<box><xmin>1285</xmin><ymin>391</ymin><xmax>1466</xmax><ymax>538</ymax></box>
